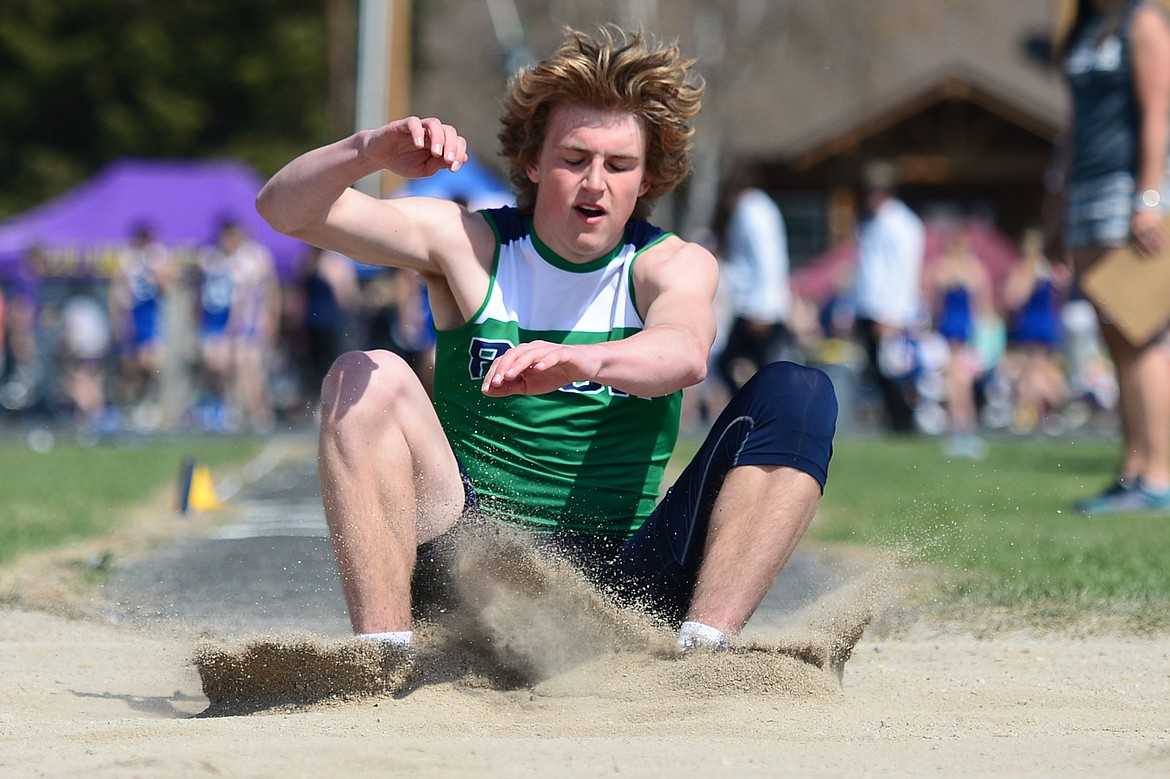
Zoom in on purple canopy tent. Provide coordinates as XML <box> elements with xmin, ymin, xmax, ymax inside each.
<box><xmin>0</xmin><ymin>158</ymin><xmax>308</xmax><ymax>281</ymax></box>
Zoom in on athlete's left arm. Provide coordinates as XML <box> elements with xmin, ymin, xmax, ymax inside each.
<box><xmin>621</xmin><ymin>237</ymin><xmax>719</xmax><ymax>392</ymax></box>
<box><xmin>480</xmin><ymin>236</ymin><xmax>718</xmax><ymax>398</ymax></box>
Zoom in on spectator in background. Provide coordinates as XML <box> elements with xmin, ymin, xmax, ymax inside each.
<box><xmin>0</xmin><ymin>263</ymin><xmax>42</xmax><ymax>415</ymax></box>
<box><xmin>300</xmin><ymin>246</ymin><xmax>361</xmax><ymax>405</ymax></box>
<box><xmin>198</xmin><ymin>222</ymin><xmax>238</xmax><ymax>428</ymax></box>
<box><xmin>360</xmin><ymin>269</ymin><xmax>398</xmax><ymax>353</ymax></box>
<box><xmin>108</xmin><ymin>224</ymin><xmax>171</xmax><ymax>422</ymax></box>
<box><xmin>198</xmin><ymin>219</ymin><xmax>280</xmax><ymax>432</ymax></box>
<box><xmin>714</xmin><ymin>166</ymin><xmax>792</xmax><ymax>393</ymax></box>
<box><xmin>1002</xmin><ymin>226</ymin><xmax>1070</xmax><ymax>434</ymax></box>
<box><xmin>361</xmin><ymin>268</ymin><xmax>437</xmax><ymax>396</ymax></box>
<box><xmin>0</xmin><ymin>284</ymin><xmax>7</xmax><ymax>382</ymax></box>
<box><xmin>0</xmin><ymin>284</ymin><xmax>6</xmax><ymax>385</ymax></box>
<box><xmin>1051</xmin><ymin>0</ymin><xmax>1170</xmax><ymax>514</ymax></box>
<box><xmin>227</xmin><ymin>222</ymin><xmax>280</xmax><ymax>432</ymax></box>
<box><xmin>58</xmin><ymin>285</ymin><xmax>112</xmax><ymax>429</ymax></box>
<box><xmin>924</xmin><ymin>230</ymin><xmax>994</xmax><ymax>458</ymax></box>
<box><xmin>853</xmin><ymin>159</ymin><xmax>926</xmax><ymax>434</ymax></box>
<box><xmin>391</xmin><ymin>269</ymin><xmax>436</xmax><ymax>394</ymax></box>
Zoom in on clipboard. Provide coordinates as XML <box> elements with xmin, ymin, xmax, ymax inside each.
<box><xmin>1079</xmin><ymin>218</ymin><xmax>1170</xmax><ymax>347</ymax></box>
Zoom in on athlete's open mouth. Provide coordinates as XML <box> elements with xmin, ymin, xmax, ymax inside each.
<box><xmin>575</xmin><ymin>205</ymin><xmax>606</xmax><ymax>218</ymax></box>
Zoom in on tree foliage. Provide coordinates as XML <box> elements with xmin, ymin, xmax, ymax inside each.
<box><xmin>0</xmin><ymin>0</ymin><xmax>330</xmax><ymax>218</ymax></box>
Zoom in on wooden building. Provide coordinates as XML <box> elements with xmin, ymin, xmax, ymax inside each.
<box><xmin>760</xmin><ymin>66</ymin><xmax>1064</xmax><ymax>261</ymax></box>
<box><xmin>408</xmin><ymin>0</ymin><xmax>1068</xmax><ymax>262</ymax></box>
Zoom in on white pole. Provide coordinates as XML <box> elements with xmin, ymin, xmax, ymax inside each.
<box><xmin>354</xmin><ymin>0</ymin><xmax>390</xmax><ymax>196</ymax></box>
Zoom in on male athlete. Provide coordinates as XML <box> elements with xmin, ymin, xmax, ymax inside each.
<box><xmin>257</xmin><ymin>27</ymin><xmax>837</xmax><ymax>652</ymax></box>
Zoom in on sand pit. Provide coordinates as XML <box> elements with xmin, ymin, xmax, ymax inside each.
<box><xmin>192</xmin><ymin>524</ymin><xmax>870</xmax><ymax>716</ymax></box>
<box><xmin>4</xmin><ymin>600</ymin><xmax>1170</xmax><ymax>777</ymax></box>
<box><xmin>1</xmin><ymin>504</ymin><xmax>1169</xmax><ymax>776</ymax></box>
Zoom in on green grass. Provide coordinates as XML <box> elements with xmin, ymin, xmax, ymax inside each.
<box><xmin>0</xmin><ymin>436</ymin><xmax>263</xmax><ymax>568</ymax></box>
<box><xmin>807</xmin><ymin>435</ymin><xmax>1170</xmax><ymax>629</ymax></box>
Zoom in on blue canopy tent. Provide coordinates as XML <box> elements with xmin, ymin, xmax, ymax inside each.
<box><xmin>395</xmin><ymin>153</ymin><xmax>513</xmax><ymax>209</ymax></box>
<box><xmin>0</xmin><ymin>158</ymin><xmax>308</xmax><ymax>282</ymax></box>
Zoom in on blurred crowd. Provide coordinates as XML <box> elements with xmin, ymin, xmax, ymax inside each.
<box><xmin>0</xmin><ymin>221</ymin><xmax>434</xmax><ymax>439</ymax></box>
<box><xmin>0</xmin><ymin>178</ymin><xmax>1116</xmax><ymax>450</ymax></box>
<box><xmin>787</xmin><ymin>226</ymin><xmax>1115</xmax><ymax>448</ymax></box>
<box><xmin>682</xmin><ymin>161</ymin><xmax>1117</xmax><ymax>458</ymax></box>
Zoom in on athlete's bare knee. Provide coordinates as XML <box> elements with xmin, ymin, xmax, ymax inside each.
<box><xmin>320</xmin><ymin>349</ymin><xmax>422</xmax><ymax>426</ymax></box>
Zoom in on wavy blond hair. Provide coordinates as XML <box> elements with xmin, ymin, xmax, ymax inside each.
<box><xmin>497</xmin><ymin>26</ymin><xmax>704</xmax><ymax>219</ymax></box>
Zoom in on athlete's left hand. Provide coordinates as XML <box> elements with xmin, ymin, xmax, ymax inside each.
<box><xmin>481</xmin><ymin>340</ymin><xmax>600</xmax><ymax>397</ymax></box>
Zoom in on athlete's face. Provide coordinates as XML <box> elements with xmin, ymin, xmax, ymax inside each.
<box><xmin>526</xmin><ymin>104</ymin><xmax>651</xmax><ymax>264</ymax></box>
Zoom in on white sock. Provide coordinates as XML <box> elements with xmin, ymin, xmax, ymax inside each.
<box><xmin>357</xmin><ymin>630</ymin><xmax>413</xmax><ymax>648</ymax></box>
<box><xmin>678</xmin><ymin>620</ymin><xmax>729</xmax><ymax>651</ymax></box>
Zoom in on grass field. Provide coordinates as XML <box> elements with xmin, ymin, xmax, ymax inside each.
<box><xmin>0</xmin><ymin>435</ymin><xmax>264</xmax><ymax>568</ymax></box>
<box><xmin>1</xmin><ymin>430</ymin><xmax>1166</xmax><ymax>630</ymax></box>
<box><xmin>810</xmin><ymin>435</ymin><xmax>1170</xmax><ymax>629</ymax></box>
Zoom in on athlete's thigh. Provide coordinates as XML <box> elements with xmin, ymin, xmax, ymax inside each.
<box><xmin>322</xmin><ymin>348</ymin><xmax>465</xmax><ymax>541</ymax></box>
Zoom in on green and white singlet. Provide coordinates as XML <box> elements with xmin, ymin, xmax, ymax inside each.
<box><xmin>432</xmin><ymin>206</ymin><xmax>682</xmax><ymax>538</ymax></box>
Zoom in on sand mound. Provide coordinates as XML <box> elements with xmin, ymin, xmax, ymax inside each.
<box><xmin>194</xmin><ymin>524</ymin><xmax>875</xmax><ymax>716</ymax></box>
<box><xmin>445</xmin><ymin>522</ymin><xmax>675</xmax><ymax>679</ymax></box>
<box><xmin>193</xmin><ymin>635</ymin><xmax>414</xmax><ymax>716</ymax></box>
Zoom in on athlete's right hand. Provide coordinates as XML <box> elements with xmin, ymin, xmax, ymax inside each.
<box><xmin>361</xmin><ymin>116</ymin><xmax>468</xmax><ymax>179</ymax></box>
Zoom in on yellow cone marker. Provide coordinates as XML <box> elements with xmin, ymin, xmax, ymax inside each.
<box><xmin>176</xmin><ymin>458</ymin><xmax>225</xmax><ymax>514</ymax></box>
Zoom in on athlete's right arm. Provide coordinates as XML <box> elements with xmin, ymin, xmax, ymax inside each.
<box><xmin>255</xmin><ymin>117</ymin><xmax>471</xmax><ymax>275</ymax></box>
